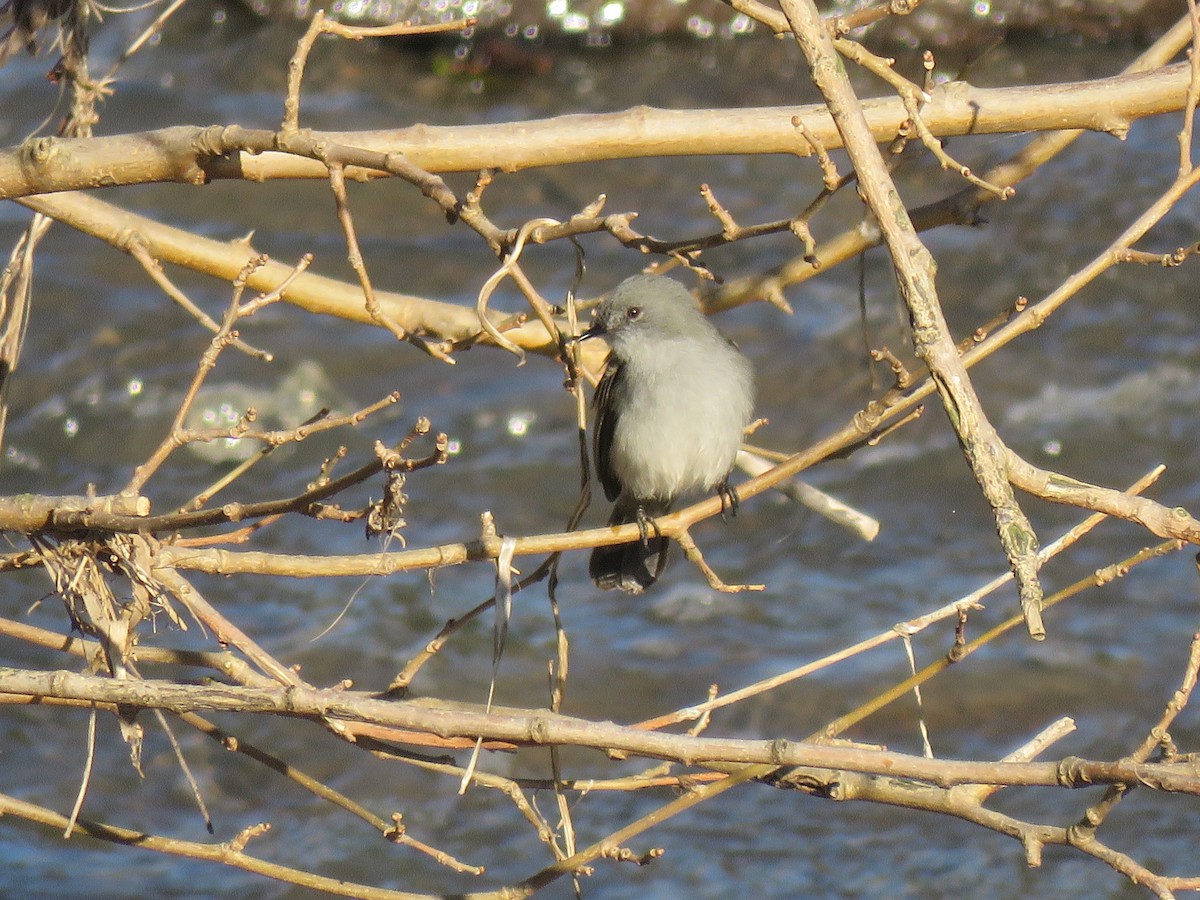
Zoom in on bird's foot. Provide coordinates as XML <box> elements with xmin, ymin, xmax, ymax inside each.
<box><xmin>635</xmin><ymin>506</ymin><xmax>661</xmax><ymax>548</ymax></box>
<box><xmin>717</xmin><ymin>481</ymin><xmax>740</xmax><ymax>521</ymax></box>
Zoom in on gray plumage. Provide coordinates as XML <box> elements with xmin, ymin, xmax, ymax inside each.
<box><xmin>582</xmin><ymin>274</ymin><xmax>754</xmax><ymax>593</ymax></box>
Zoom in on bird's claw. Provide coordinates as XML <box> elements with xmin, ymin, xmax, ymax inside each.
<box><xmin>635</xmin><ymin>506</ymin><xmax>660</xmax><ymax>548</ymax></box>
<box><xmin>717</xmin><ymin>481</ymin><xmax>739</xmax><ymax>521</ymax></box>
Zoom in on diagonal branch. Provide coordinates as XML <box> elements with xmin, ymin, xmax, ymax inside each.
<box><xmin>779</xmin><ymin>0</ymin><xmax>1045</xmax><ymax>637</ymax></box>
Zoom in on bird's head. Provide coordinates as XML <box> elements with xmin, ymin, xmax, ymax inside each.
<box><xmin>577</xmin><ymin>274</ymin><xmax>708</xmax><ymax>350</ymax></box>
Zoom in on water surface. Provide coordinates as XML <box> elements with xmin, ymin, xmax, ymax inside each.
<box><xmin>2</xmin><ymin>7</ymin><xmax>1199</xmax><ymax>899</ymax></box>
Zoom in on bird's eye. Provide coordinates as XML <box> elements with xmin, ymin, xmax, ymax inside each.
<box><xmin>626</xmin><ymin>307</ymin><xmax>642</xmax><ymax>320</ymax></box>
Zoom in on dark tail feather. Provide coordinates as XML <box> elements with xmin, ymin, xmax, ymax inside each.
<box><xmin>589</xmin><ymin>500</ymin><xmax>671</xmax><ymax>594</ymax></box>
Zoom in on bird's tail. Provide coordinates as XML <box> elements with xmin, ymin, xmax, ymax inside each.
<box><xmin>589</xmin><ymin>498</ymin><xmax>671</xmax><ymax>594</ymax></box>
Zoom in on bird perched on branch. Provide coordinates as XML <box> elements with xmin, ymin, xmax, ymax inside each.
<box><xmin>578</xmin><ymin>274</ymin><xmax>754</xmax><ymax>594</ymax></box>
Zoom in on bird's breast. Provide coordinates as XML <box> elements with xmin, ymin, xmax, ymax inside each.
<box><xmin>608</xmin><ymin>338</ymin><xmax>752</xmax><ymax>502</ymax></box>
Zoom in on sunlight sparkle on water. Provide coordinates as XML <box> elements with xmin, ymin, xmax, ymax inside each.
<box><xmin>598</xmin><ymin>2</ymin><xmax>624</xmax><ymax>25</ymax></box>
<box><xmin>506</xmin><ymin>412</ymin><xmax>534</xmax><ymax>437</ymax></box>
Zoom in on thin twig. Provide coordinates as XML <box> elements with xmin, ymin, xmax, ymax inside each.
<box><xmin>635</xmin><ymin>465</ymin><xmax>1164</xmax><ymax>732</ymax></box>
<box><xmin>125</xmin><ymin>254</ymin><xmax>310</xmax><ymax>495</ymax></box>
<box><xmin>1178</xmin><ymin>0</ymin><xmax>1200</xmax><ymax>176</ymax></box>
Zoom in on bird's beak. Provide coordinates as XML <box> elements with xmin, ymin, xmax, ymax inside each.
<box><xmin>573</xmin><ymin>319</ymin><xmax>605</xmax><ymax>343</ymax></box>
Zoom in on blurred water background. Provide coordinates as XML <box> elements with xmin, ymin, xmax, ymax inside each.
<box><xmin>2</xmin><ymin>2</ymin><xmax>1200</xmax><ymax>897</ymax></box>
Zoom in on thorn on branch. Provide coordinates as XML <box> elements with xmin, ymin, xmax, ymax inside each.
<box><xmin>580</xmin><ymin>194</ymin><xmax>607</xmax><ymax>217</ymax></box>
<box><xmin>1022</xmin><ymin>833</ymin><xmax>1044</xmax><ymax>867</ymax></box>
<box><xmin>788</xmin><ymin>218</ymin><xmax>819</xmax><ymax>268</ymax></box>
<box><xmin>947</xmin><ymin>607</ymin><xmax>968</xmax><ymax>662</ymax></box>
<box><xmin>466</xmin><ymin>168</ymin><xmax>495</xmax><ymax>210</ymax></box>
<box><xmin>603</xmin><ymin>844</ymin><xmax>665</xmax><ymax>866</ymax></box>
<box><xmin>869</xmin><ymin>346</ymin><xmax>912</xmax><ymax>388</ymax></box>
<box><xmin>761</xmin><ymin>282</ymin><xmax>794</xmax><ymax>314</ymax></box>
<box><xmin>792</xmin><ymin>114</ymin><xmax>840</xmax><ymax>190</ymax></box>
<box><xmin>700</xmin><ymin>183</ymin><xmax>740</xmax><ymax>240</ymax></box>
<box><xmin>226</xmin><ymin>822</ymin><xmax>271</xmax><ymax>854</ymax></box>
<box><xmin>1116</xmin><ymin>243</ymin><xmax>1200</xmax><ymax>266</ymax></box>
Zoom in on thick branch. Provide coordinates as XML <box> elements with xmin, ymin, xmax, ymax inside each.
<box><xmin>3</xmin><ymin>666</ymin><xmax>1200</xmax><ymax>795</ymax></box>
<box><xmin>17</xmin><ymin>191</ymin><xmax>557</xmax><ymax>354</ymax></box>
<box><xmin>0</xmin><ymin>493</ymin><xmax>149</xmax><ymax>531</ymax></box>
<box><xmin>780</xmin><ymin>0</ymin><xmax>1045</xmax><ymax>637</ymax></box>
<box><xmin>0</xmin><ymin>63</ymin><xmax>1191</xmax><ymax>199</ymax></box>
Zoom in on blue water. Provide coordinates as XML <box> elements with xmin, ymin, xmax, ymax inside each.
<box><xmin>1</xmin><ymin>6</ymin><xmax>1198</xmax><ymax>898</ymax></box>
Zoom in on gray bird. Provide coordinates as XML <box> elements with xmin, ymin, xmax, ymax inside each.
<box><xmin>579</xmin><ymin>274</ymin><xmax>755</xmax><ymax>593</ymax></box>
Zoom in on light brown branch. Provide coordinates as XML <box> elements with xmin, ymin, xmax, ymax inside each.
<box><xmin>0</xmin><ymin>790</ymin><xmax>442</xmax><ymax>900</ymax></box>
<box><xmin>18</xmin><ymin>191</ymin><xmax>557</xmax><ymax>355</ymax></box>
<box><xmin>1</xmin><ymin>64</ymin><xmax>1193</xmax><ymax>199</ymax></box>
<box><xmin>781</xmin><ymin>0</ymin><xmax>1045</xmax><ymax>636</ymax></box>
<box><xmin>7</xmin><ymin>665</ymin><xmax>1200</xmax><ymax>794</ymax></box>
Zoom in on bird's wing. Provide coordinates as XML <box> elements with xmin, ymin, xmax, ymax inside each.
<box><xmin>593</xmin><ymin>355</ymin><xmax>624</xmax><ymax>502</ymax></box>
